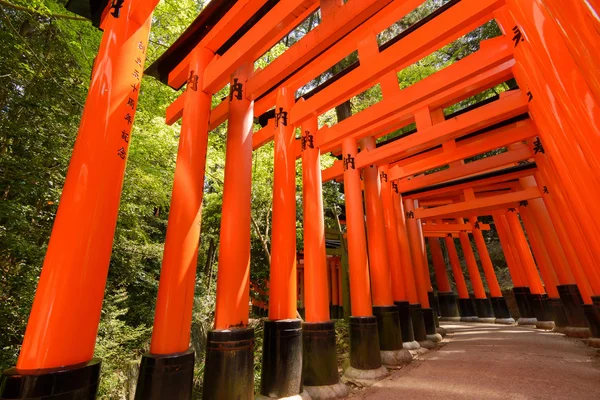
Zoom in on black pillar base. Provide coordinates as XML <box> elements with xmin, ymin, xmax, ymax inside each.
<box><xmin>203</xmin><ymin>328</ymin><xmax>254</xmax><ymax>400</ymax></box>
<box><xmin>303</xmin><ymin>321</ymin><xmax>340</xmax><ymax>387</ymax></box>
<box><xmin>490</xmin><ymin>296</ymin><xmax>512</xmax><ymax>319</ymax></box>
<box><xmin>558</xmin><ymin>284</ymin><xmax>590</xmax><ymax>328</ymax></box>
<box><xmin>372</xmin><ymin>306</ymin><xmax>404</xmax><ymax>351</ymax></box>
<box><xmin>261</xmin><ymin>319</ymin><xmax>303</xmax><ymax>398</ymax></box>
<box><xmin>457</xmin><ymin>297</ymin><xmax>477</xmax><ymax>318</ymax></box>
<box><xmin>395</xmin><ymin>301</ymin><xmax>415</xmax><ymax>344</ymax></box>
<box><xmin>428</xmin><ymin>291</ymin><xmax>440</xmax><ymax>317</ymax></box>
<box><xmin>349</xmin><ymin>316</ymin><xmax>383</xmax><ymax>370</ymax></box>
<box><xmin>548</xmin><ymin>298</ymin><xmax>570</xmax><ymax>330</ymax></box>
<box><xmin>135</xmin><ymin>350</ymin><xmax>194</xmax><ymax>400</ymax></box>
<box><xmin>530</xmin><ymin>294</ymin><xmax>554</xmax><ymax>322</ymax></box>
<box><xmin>474</xmin><ymin>298</ymin><xmax>495</xmax><ymax>319</ymax></box>
<box><xmin>409</xmin><ymin>304</ymin><xmax>427</xmax><ymax>341</ymax></box>
<box><xmin>329</xmin><ymin>305</ymin><xmax>337</xmax><ymax>319</ymax></box>
<box><xmin>438</xmin><ymin>292</ymin><xmax>460</xmax><ymax>318</ymax></box>
<box><xmin>422</xmin><ymin>308</ymin><xmax>437</xmax><ymax>335</ymax></box>
<box><xmin>584</xmin><ymin>299</ymin><xmax>600</xmax><ymax>338</ymax></box>
<box><xmin>1</xmin><ymin>359</ymin><xmax>101</xmax><ymax>399</ymax></box>
<box><xmin>513</xmin><ymin>287</ymin><xmax>536</xmax><ymax>318</ymax></box>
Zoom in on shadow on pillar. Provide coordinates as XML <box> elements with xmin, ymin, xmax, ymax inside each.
<box><xmin>203</xmin><ymin>328</ymin><xmax>254</xmax><ymax>400</ymax></box>
<box><xmin>490</xmin><ymin>296</ymin><xmax>515</xmax><ymax>324</ymax></box>
<box><xmin>260</xmin><ymin>319</ymin><xmax>305</xmax><ymax>399</ymax></box>
<box><xmin>558</xmin><ymin>284</ymin><xmax>591</xmax><ymax>338</ymax></box>
<box><xmin>513</xmin><ymin>287</ymin><xmax>537</xmax><ymax>326</ymax></box>
<box><xmin>583</xmin><ymin>297</ymin><xmax>600</xmax><ymax>346</ymax></box>
<box><xmin>343</xmin><ymin>316</ymin><xmax>388</xmax><ymax>385</ymax></box>
<box><xmin>548</xmin><ymin>297</ymin><xmax>570</xmax><ymax>333</ymax></box>
<box><xmin>1</xmin><ymin>359</ymin><xmax>101</xmax><ymax>399</ymax></box>
<box><xmin>395</xmin><ymin>301</ymin><xmax>419</xmax><ymax>350</ymax></box>
<box><xmin>372</xmin><ymin>306</ymin><xmax>412</xmax><ymax>367</ymax></box>
<box><xmin>437</xmin><ymin>292</ymin><xmax>461</xmax><ymax>321</ymax></box>
<box><xmin>427</xmin><ymin>292</ymin><xmax>440</xmax><ymax>318</ymax></box>
<box><xmin>474</xmin><ymin>297</ymin><xmax>496</xmax><ymax>323</ymax></box>
<box><xmin>303</xmin><ymin>321</ymin><xmax>348</xmax><ymax>399</ymax></box>
<box><xmin>530</xmin><ymin>294</ymin><xmax>555</xmax><ymax>330</ymax></box>
<box><xmin>458</xmin><ymin>297</ymin><xmax>478</xmax><ymax>322</ymax></box>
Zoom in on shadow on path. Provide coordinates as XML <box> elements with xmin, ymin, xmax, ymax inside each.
<box><xmin>349</xmin><ymin>322</ymin><xmax>600</xmax><ymax>400</ymax></box>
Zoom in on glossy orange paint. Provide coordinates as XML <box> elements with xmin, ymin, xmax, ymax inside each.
<box><xmin>342</xmin><ymin>138</ymin><xmax>373</xmax><ymax>317</ymax></box>
<box><xmin>302</xmin><ymin>116</ymin><xmax>330</xmax><ymax>322</ymax></box>
<box><xmin>214</xmin><ymin>63</ymin><xmax>254</xmax><ymax>330</ymax></box>
<box><xmin>541</xmin><ymin>0</ymin><xmax>600</xmax><ymax>103</ymax></box>
<box><xmin>392</xmin><ymin>190</ymin><xmax>419</xmax><ymax>304</ymax></box>
<box><xmin>444</xmin><ymin>234</ymin><xmax>470</xmax><ymax>299</ymax></box>
<box><xmin>17</xmin><ymin>5</ymin><xmax>154</xmax><ymax>370</ymax></box>
<box><xmin>269</xmin><ymin>87</ymin><xmax>298</xmax><ymax>321</ymax></box>
<box><xmin>456</xmin><ymin>221</ymin><xmax>487</xmax><ymax>300</ymax></box>
<box><xmin>470</xmin><ymin>219</ymin><xmax>503</xmax><ymax>298</ymax></box>
<box><xmin>380</xmin><ymin>166</ymin><xmax>406</xmax><ymax>302</ymax></box>
<box><xmin>517</xmin><ymin>175</ymin><xmax>574</xmax><ymax>285</ymax></box>
<box><xmin>519</xmin><ymin>206</ymin><xmax>560</xmax><ymax>299</ymax></box>
<box><xmin>404</xmin><ymin>199</ymin><xmax>430</xmax><ymax>308</ymax></box>
<box><xmin>429</xmin><ymin>237</ymin><xmax>451</xmax><ymax>293</ymax></box>
<box><xmin>361</xmin><ymin>137</ymin><xmax>395</xmax><ymax>306</ymax></box>
<box><xmin>150</xmin><ymin>47</ymin><xmax>213</xmax><ymax>355</ymax></box>
<box><xmin>492</xmin><ymin>212</ymin><xmax>526</xmax><ymax>288</ymax></box>
<box><xmin>504</xmin><ymin>210</ymin><xmax>545</xmax><ymax>295</ymax></box>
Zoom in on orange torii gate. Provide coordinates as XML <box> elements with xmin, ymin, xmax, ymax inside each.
<box><xmin>2</xmin><ymin>0</ymin><xmax>600</xmax><ymax>399</ymax></box>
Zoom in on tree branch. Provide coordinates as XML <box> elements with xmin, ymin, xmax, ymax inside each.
<box><xmin>0</xmin><ymin>0</ymin><xmax>88</xmax><ymax>21</ymax></box>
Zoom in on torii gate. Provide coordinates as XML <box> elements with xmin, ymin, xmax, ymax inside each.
<box><xmin>1</xmin><ymin>0</ymin><xmax>600</xmax><ymax>399</ymax></box>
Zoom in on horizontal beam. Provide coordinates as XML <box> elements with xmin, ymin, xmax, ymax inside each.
<box><xmin>410</xmin><ymin>164</ymin><xmax>536</xmax><ymax>200</ymax></box>
<box><xmin>317</xmin><ymin>39</ymin><xmax>514</xmax><ymax>153</ymax></box>
<box><xmin>292</xmin><ymin>0</ymin><xmax>506</xmax><ymax>126</ymax></box>
<box><xmin>202</xmin><ymin>0</ymin><xmax>319</xmax><ymax>94</ymax></box>
<box><xmin>396</xmin><ymin>146</ymin><xmax>533</xmax><ymax>193</ymax></box>
<box><xmin>422</xmin><ymin>223</ymin><xmax>490</xmax><ymax>232</ymax></box>
<box><xmin>389</xmin><ymin>119</ymin><xmax>535</xmax><ymax>180</ymax></box>
<box><xmin>414</xmin><ymin>187</ymin><xmax>541</xmax><ymax>220</ymax></box>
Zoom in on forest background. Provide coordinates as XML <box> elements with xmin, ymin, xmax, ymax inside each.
<box><xmin>0</xmin><ymin>0</ymin><xmax>513</xmax><ymax>398</ymax></box>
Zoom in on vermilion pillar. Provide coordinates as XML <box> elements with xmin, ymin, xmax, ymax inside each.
<box><xmin>404</xmin><ymin>199</ymin><xmax>439</xmax><ymax>344</ymax></box>
<box><xmin>392</xmin><ymin>191</ymin><xmax>419</xmax><ymax>305</ymax></box>
<box><xmin>380</xmin><ymin>167</ymin><xmax>406</xmax><ymax>302</ymax></box>
<box><xmin>429</xmin><ymin>238</ymin><xmax>451</xmax><ymax>293</ymax></box>
<box><xmin>301</xmin><ymin>113</ymin><xmax>346</xmax><ymax>400</ymax></box>
<box><xmin>493</xmin><ymin>213</ymin><xmax>527</xmax><ymax>288</ymax></box>
<box><xmin>213</xmin><ymin>64</ymin><xmax>254</xmax><ymax>330</ymax></box>
<box><xmin>261</xmin><ymin>87</ymin><xmax>304</xmax><ymax>398</ymax></box>
<box><xmin>150</xmin><ymin>47</ymin><xmax>213</xmax><ymax>355</ymax></box>
<box><xmin>444</xmin><ymin>235</ymin><xmax>470</xmax><ymax>300</ymax></box>
<box><xmin>457</xmin><ymin>220</ymin><xmax>495</xmax><ymax>321</ymax></box>
<box><xmin>392</xmin><ymin>190</ymin><xmax>422</xmax><ymax>347</ymax></box>
<box><xmin>2</xmin><ymin>2</ymin><xmax>156</xmax><ymax>397</ymax></box>
<box><xmin>268</xmin><ymin>87</ymin><xmax>298</xmax><ymax>321</ymax></box>
<box><xmin>342</xmin><ymin>138</ymin><xmax>373</xmax><ymax>318</ymax></box>
<box><xmin>404</xmin><ymin>199</ymin><xmax>430</xmax><ymax>308</ymax></box>
<box><xmin>301</xmin><ymin>116</ymin><xmax>330</xmax><ymax>323</ymax></box>
<box><xmin>504</xmin><ymin>210</ymin><xmax>545</xmax><ymax>295</ymax></box>
<box><xmin>430</xmin><ymin>235</ymin><xmax>461</xmax><ymax>321</ymax></box>
<box><xmin>470</xmin><ymin>218</ymin><xmax>502</xmax><ymax>298</ymax></box>
<box><xmin>138</xmin><ymin>47</ymin><xmax>213</xmax><ymax>398</ymax></box>
<box><xmin>203</xmin><ymin>63</ymin><xmax>255</xmax><ymax>400</ymax></box>
<box><xmin>360</xmin><ymin>137</ymin><xmax>410</xmax><ymax>365</ymax></box>
<box><xmin>341</xmin><ymin>137</ymin><xmax>387</xmax><ymax>379</ymax></box>
<box><xmin>361</xmin><ymin>137</ymin><xmax>394</xmax><ymax>307</ymax></box>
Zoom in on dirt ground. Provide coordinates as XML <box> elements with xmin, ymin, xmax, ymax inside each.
<box><xmin>346</xmin><ymin>322</ymin><xmax>600</xmax><ymax>400</ymax></box>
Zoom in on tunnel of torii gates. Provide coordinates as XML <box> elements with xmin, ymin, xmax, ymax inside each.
<box><xmin>2</xmin><ymin>0</ymin><xmax>600</xmax><ymax>399</ymax></box>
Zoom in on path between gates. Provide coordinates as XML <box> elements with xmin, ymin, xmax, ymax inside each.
<box><xmin>349</xmin><ymin>322</ymin><xmax>600</xmax><ymax>400</ymax></box>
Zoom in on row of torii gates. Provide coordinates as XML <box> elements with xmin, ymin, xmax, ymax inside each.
<box><xmin>2</xmin><ymin>0</ymin><xmax>600</xmax><ymax>399</ymax></box>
